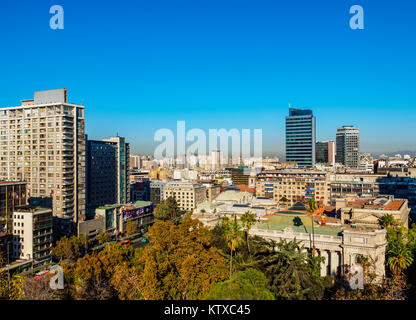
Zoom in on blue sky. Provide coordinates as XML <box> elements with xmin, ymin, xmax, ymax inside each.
<box><xmin>0</xmin><ymin>0</ymin><xmax>415</xmax><ymax>158</ymax></box>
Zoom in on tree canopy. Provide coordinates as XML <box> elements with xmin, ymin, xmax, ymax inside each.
<box><xmin>205</xmin><ymin>268</ymin><xmax>274</xmax><ymax>300</ymax></box>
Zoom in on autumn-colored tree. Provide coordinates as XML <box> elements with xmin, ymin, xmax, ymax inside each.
<box><xmin>136</xmin><ymin>216</ymin><xmax>228</xmax><ymax>300</ymax></box>
<box><xmin>51</xmin><ymin>235</ymin><xmax>88</xmax><ymax>263</ymax></box>
<box><xmin>0</xmin><ymin>255</ymin><xmax>9</xmax><ymax>298</ymax></box>
<box><xmin>110</xmin><ymin>264</ymin><xmax>143</xmax><ymax>300</ymax></box>
<box><xmin>65</xmin><ymin>243</ymin><xmax>136</xmax><ymax>300</ymax></box>
<box><xmin>97</xmin><ymin>231</ymin><xmax>111</xmax><ymax>245</ymax></box>
<box><xmin>126</xmin><ymin>219</ymin><xmax>139</xmax><ymax>235</ymax></box>
<box><xmin>153</xmin><ymin>197</ymin><xmax>181</xmax><ymax>221</ymax></box>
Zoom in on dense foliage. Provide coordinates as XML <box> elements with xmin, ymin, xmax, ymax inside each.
<box><xmin>3</xmin><ymin>211</ymin><xmax>416</xmax><ymax>300</ymax></box>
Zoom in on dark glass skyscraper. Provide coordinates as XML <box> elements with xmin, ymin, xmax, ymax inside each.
<box><xmin>285</xmin><ymin>107</ymin><xmax>316</xmax><ymax>167</ymax></box>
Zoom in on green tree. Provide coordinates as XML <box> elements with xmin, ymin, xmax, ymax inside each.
<box><xmin>240</xmin><ymin>211</ymin><xmax>256</xmax><ymax>255</ymax></box>
<box><xmin>306</xmin><ymin>197</ymin><xmax>317</xmax><ymax>256</ymax></box>
<box><xmin>250</xmin><ymin>238</ymin><xmax>326</xmax><ymax>300</ymax></box>
<box><xmin>224</xmin><ymin>218</ymin><xmax>244</xmax><ymax>279</ymax></box>
<box><xmin>279</xmin><ymin>196</ymin><xmax>289</xmax><ymax>204</ymax></box>
<box><xmin>380</xmin><ymin>214</ymin><xmax>397</xmax><ymax>229</ymax></box>
<box><xmin>153</xmin><ymin>197</ymin><xmax>181</xmax><ymax>221</ymax></box>
<box><xmin>387</xmin><ymin>245</ymin><xmax>413</xmax><ymax>275</ymax></box>
<box><xmin>205</xmin><ymin>268</ymin><xmax>274</xmax><ymax>300</ymax></box>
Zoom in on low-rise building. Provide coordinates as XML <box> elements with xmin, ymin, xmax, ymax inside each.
<box><xmin>256</xmin><ymin>169</ymin><xmax>330</xmax><ymax>205</ymax></box>
<box><xmin>336</xmin><ymin>196</ymin><xmax>410</xmax><ymax>228</ymax></box>
<box><xmin>164</xmin><ymin>182</ymin><xmax>206</xmax><ymax>212</ymax></box>
<box><xmin>79</xmin><ymin>200</ymin><xmax>155</xmax><ymax>240</ymax></box>
<box><xmin>12</xmin><ymin>207</ymin><xmax>53</xmax><ymax>268</ymax></box>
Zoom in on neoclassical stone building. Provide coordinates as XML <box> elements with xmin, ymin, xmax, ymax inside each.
<box><xmin>197</xmin><ymin>201</ymin><xmax>390</xmax><ymax>283</ymax></box>
<box><xmin>250</xmin><ymin>224</ymin><xmax>387</xmax><ymax>281</ymax></box>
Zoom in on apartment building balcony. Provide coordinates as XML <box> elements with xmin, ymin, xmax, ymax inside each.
<box><xmin>62</xmin><ymin>178</ymin><xmax>74</xmax><ymax>185</ymax></box>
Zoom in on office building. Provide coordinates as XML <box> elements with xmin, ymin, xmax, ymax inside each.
<box><xmin>102</xmin><ymin>136</ymin><xmax>130</xmax><ymax>204</ymax></box>
<box><xmin>231</xmin><ymin>166</ymin><xmax>250</xmax><ymax>186</ymax></box>
<box><xmin>336</xmin><ymin>126</ymin><xmax>360</xmax><ymax>168</ymax></box>
<box><xmin>86</xmin><ymin>139</ymin><xmax>117</xmax><ymax>215</ymax></box>
<box><xmin>255</xmin><ymin>169</ymin><xmax>330</xmax><ymax>205</ymax></box>
<box><xmin>129</xmin><ymin>155</ymin><xmax>141</xmax><ymax>170</ymax></box>
<box><xmin>211</xmin><ymin>150</ymin><xmax>222</xmax><ymax>170</ymax></box>
<box><xmin>0</xmin><ymin>181</ymin><xmax>27</xmax><ymax>232</ymax></box>
<box><xmin>150</xmin><ymin>181</ymin><xmax>165</xmax><ymax>205</ymax></box>
<box><xmin>0</xmin><ymin>89</ymin><xmax>86</xmax><ymax>226</ymax></box>
<box><xmin>164</xmin><ymin>181</ymin><xmax>207</xmax><ymax>212</ymax></box>
<box><xmin>285</xmin><ymin>107</ymin><xmax>316</xmax><ymax>167</ymax></box>
<box><xmin>130</xmin><ymin>180</ymin><xmax>150</xmax><ymax>202</ymax></box>
<box><xmin>316</xmin><ymin>141</ymin><xmax>335</xmax><ymax>165</ymax></box>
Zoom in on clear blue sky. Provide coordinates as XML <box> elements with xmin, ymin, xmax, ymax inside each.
<box><xmin>0</xmin><ymin>0</ymin><xmax>415</xmax><ymax>158</ymax></box>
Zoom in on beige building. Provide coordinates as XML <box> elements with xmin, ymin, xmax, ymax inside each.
<box><xmin>0</xmin><ymin>89</ymin><xmax>86</xmax><ymax>224</ymax></box>
<box><xmin>256</xmin><ymin>169</ymin><xmax>330</xmax><ymax>205</ymax></box>
<box><xmin>164</xmin><ymin>181</ymin><xmax>206</xmax><ymax>212</ymax></box>
<box><xmin>337</xmin><ymin>196</ymin><xmax>410</xmax><ymax>228</ymax></box>
<box><xmin>12</xmin><ymin>207</ymin><xmax>53</xmax><ymax>267</ymax></box>
<box><xmin>149</xmin><ymin>168</ymin><xmax>167</xmax><ymax>180</ymax></box>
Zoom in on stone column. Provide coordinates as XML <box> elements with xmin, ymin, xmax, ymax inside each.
<box><xmin>320</xmin><ymin>250</ymin><xmax>328</xmax><ymax>277</ymax></box>
<box><xmin>330</xmin><ymin>251</ymin><xmax>338</xmax><ymax>276</ymax></box>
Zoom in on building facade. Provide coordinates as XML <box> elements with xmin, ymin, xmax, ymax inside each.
<box><xmin>0</xmin><ymin>181</ymin><xmax>27</xmax><ymax>232</ymax></box>
<box><xmin>102</xmin><ymin>137</ymin><xmax>130</xmax><ymax>205</ymax></box>
<box><xmin>256</xmin><ymin>169</ymin><xmax>330</xmax><ymax>205</ymax></box>
<box><xmin>336</xmin><ymin>126</ymin><xmax>360</xmax><ymax>168</ymax></box>
<box><xmin>231</xmin><ymin>166</ymin><xmax>250</xmax><ymax>186</ymax></box>
<box><xmin>86</xmin><ymin>138</ymin><xmax>118</xmax><ymax>216</ymax></box>
<box><xmin>0</xmin><ymin>89</ymin><xmax>86</xmax><ymax>225</ymax></box>
<box><xmin>316</xmin><ymin>141</ymin><xmax>335</xmax><ymax>165</ymax></box>
<box><xmin>164</xmin><ymin>181</ymin><xmax>207</xmax><ymax>212</ymax></box>
<box><xmin>150</xmin><ymin>181</ymin><xmax>165</xmax><ymax>205</ymax></box>
<box><xmin>12</xmin><ymin>207</ymin><xmax>53</xmax><ymax>268</ymax></box>
<box><xmin>285</xmin><ymin>107</ymin><xmax>316</xmax><ymax>167</ymax></box>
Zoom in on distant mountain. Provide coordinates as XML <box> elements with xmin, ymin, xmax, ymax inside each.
<box><xmin>372</xmin><ymin>151</ymin><xmax>416</xmax><ymax>158</ymax></box>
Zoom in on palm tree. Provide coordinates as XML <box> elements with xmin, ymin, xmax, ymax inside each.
<box><xmin>241</xmin><ymin>211</ymin><xmax>256</xmax><ymax>255</ymax></box>
<box><xmin>306</xmin><ymin>198</ymin><xmax>317</xmax><ymax>256</ymax></box>
<box><xmin>380</xmin><ymin>214</ymin><xmax>396</xmax><ymax>229</ymax></box>
<box><xmin>387</xmin><ymin>245</ymin><xmax>414</xmax><ymax>275</ymax></box>
<box><xmin>279</xmin><ymin>196</ymin><xmax>289</xmax><ymax>207</ymax></box>
<box><xmin>224</xmin><ymin>219</ymin><xmax>244</xmax><ymax>279</ymax></box>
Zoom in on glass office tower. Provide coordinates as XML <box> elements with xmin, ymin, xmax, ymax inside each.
<box><xmin>285</xmin><ymin>107</ymin><xmax>316</xmax><ymax>167</ymax></box>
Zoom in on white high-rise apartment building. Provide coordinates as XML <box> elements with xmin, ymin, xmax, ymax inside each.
<box><xmin>0</xmin><ymin>89</ymin><xmax>86</xmax><ymax>224</ymax></box>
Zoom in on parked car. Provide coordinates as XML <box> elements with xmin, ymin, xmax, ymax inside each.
<box><xmin>120</xmin><ymin>240</ymin><xmax>131</xmax><ymax>247</ymax></box>
<box><xmin>34</xmin><ymin>270</ymin><xmax>49</xmax><ymax>280</ymax></box>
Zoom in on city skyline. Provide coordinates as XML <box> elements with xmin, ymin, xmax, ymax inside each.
<box><xmin>0</xmin><ymin>0</ymin><xmax>415</xmax><ymax>158</ymax></box>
